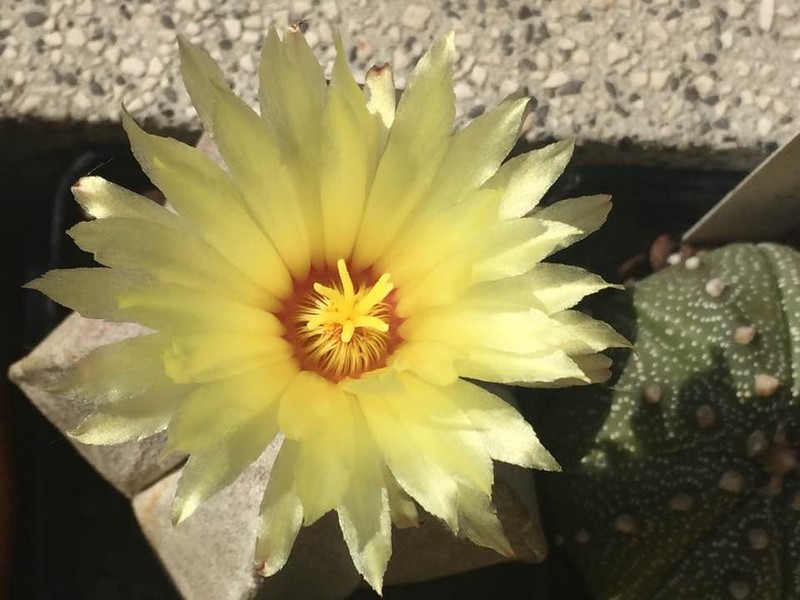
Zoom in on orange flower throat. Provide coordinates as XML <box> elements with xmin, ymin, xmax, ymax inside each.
<box><xmin>280</xmin><ymin>259</ymin><xmax>401</xmax><ymax>381</ymax></box>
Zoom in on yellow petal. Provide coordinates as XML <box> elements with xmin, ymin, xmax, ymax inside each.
<box><xmin>388</xmin><ymin>340</ymin><xmax>462</xmax><ymax>386</ymax></box>
<box><xmin>392</xmin><ymin>378</ymin><xmax>495</xmax><ymax>492</ymax></box>
<box><xmin>472</xmin><ymin>218</ymin><xmax>580</xmax><ymax>282</ymax></box>
<box><xmin>180</xmin><ymin>33</ymin><xmax>317</xmax><ymax>272</ymax></box>
<box><xmin>352</xmin><ymin>33</ymin><xmax>455</xmax><ymax>268</ymax></box>
<box><xmin>204</xmin><ymin>71</ymin><xmax>316</xmax><ymax>275</ymax></box>
<box><xmin>259</xmin><ymin>27</ymin><xmax>326</xmax><ymax>172</ymax></box>
<box><xmin>27</xmin><ymin>268</ymin><xmax>279</xmax><ymax>336</ymax></box>
<box><xmin>336</xmin><ymin>399</ymin><xmax>392</xmax><ymax>593</ymax></box>
<box><xmin>456</xmin><ymin>348</ymin><xmax>591</xmax><ymax>386</ymax></box>
<box><xmin>532</xmin><ymin>194</ymin><xmax>612</xmax><ymax>253</ymax></box>
<box><xmin>464</xmin><ymin>262</ymin><xmax>619</xmax><ymax>314</ymax></box>
<box><xmin>569</xmin><ymin>353</ymin><xmax>614</xmax><ymax>385</ymax></box>
<box><xmin>51</xmin><ymin>333</ymin><xmax>173</xmax><ymax>404</ymax></box>
<box><xmin>448</xmin><ymin>380</ymin><xmax>559</xmax><ymax>470</ymax></box>
<box><xmin>475</xmin><ymin>196</ymin><xmax>613</xmax><ymax>285</ymax></box>
<box><xmin>364</xmin><ymin>63</ymin><xmax>396</xmax><ymax>145</ymax></box>
<box><xmin>177</xmin><ymin>34</ymin><xmax>229</xmax><ymax>133</ymax></box>
<box><xmin>320</xmin><ymin>36</ymin><xmax>381</xmax><ymax>264</ymax></box>
<box><xmin>514</xmin><ymin>353</ymin><xmax>613</xmax><ymax>388</ymax></box>
<box><xmin>68</xmin><ymin>217</ymin><xmax>270</xmax><ymax>307</ymax></box>
<box><xmin>549</xmin><ymin>310</ymin><xmax>631</xmax><ymax>354</ymax></box>
<box><xmin>339</xmin><ymin>368</ymin><xmax>405</xmax><ymax>396</ymax></box>
<box><xmin>404</xmin><ymin>304</ymin><xmax>628</xmax><ymax>357</ymax></box>
<box><xmin>485</xmin><ymin>139</ymin><xmax>574</xmax><ymax>220</ymax></box>
<box><xmin>72</xmin><ymin>176</ymin><xmax>182</xmax><ymax>226</ymax></box>
<box><xmin>72</xmin><ymin>412</ymin><xmax>169</xmax><ymax>445</ymax></box>
<box><xmin>179</xmin><ymin>32</ymin><xmax>320</xmax><ymax>274</ymax></box>
<box><xmin>115</xmin><ymin>280</ymin><xmax>281</xmax><ymax>336</ymax></box>
<box><xmin>395</xmin><ymin>255</ymin><xmax>473</xmax><ymax>316</ymax></box>
<box><xmin>422</xmin><ymin>96</ymin><xmax>528</xmax><ymax>211</ymax></box>
<box><xmin>385</xmin><ymin>469</ymin><xmax>419</xmax><ymax>529</ymax></box>
<box><xmin>122</xmin><ymin>111</ymin><xmax>291</xmax><ymax>299</ymax></box>
<box><xmin>360</xmin><ymin>373</ymin><xmax>494</xmax><ymax>527</ymax></box>
<box><xmin>388</xmin><ymin>188</ymin><xmax>498</xmax><ymax>313</ymax></box>
<box><xmin>360</xmin><ymin>392</ymin><xmax>459</xmax><ymax>528</ymax></box>
<box><xmin>168</xmin><ymin>369</ymin><xmax>289</xmax><ymax>453</ymax></box>
<box><xmin>26</xmin><ymin>267</ymin><xmax>143</xmax><ymax>322</ymax></box>
<box><xmin>163</xmin><ymin>333</ymin><xmax>293</xmax><ymax>384</ymax></box>
<box><xmin>383</xmin><ymin>189</ymin><xmax>498</xmax><ymax>293</ymax></box>
<box><xmin>256</xmin><ymin>439</ymin><xmax>303</xmax><ymax>577</ymax></box>
<box><xmin>295</xmin><ymin>389</ymin><xmax>354</xmax><ymax>524</ymax></box>
<box><xmin>277</xmin><ymin>371</ymin><xmax>338</xmax><ymax>440</ymax></box>
<box><xmin>401</xmin><ymin>306</ymin><xmax>554</xmax><ymax>354</ymax></box>
<box><xmin>456</xmin><ymin>485</ymin><xmax>513</xmax><ymax>556</ymax></box>
<box><xmin>172</xmin><ymin>405</ymin><xmax>280</xmax><ymax>524</ymax></box>
<box><xmin>71</xmin><ymin>381</ymin><xmax>188</xmax><ymax>444</ymax></box>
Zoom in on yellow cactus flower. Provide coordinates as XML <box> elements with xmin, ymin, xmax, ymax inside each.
<box><xmin>28</xmin><ymin>29</ymin><xmax>627</xmax><ymax>592</ymax></box>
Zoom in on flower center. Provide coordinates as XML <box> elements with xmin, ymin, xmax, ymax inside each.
<box><xmin>280</xmin><ymin>259</ymin><xmax>400</xmax><ymax>381</ymax></box>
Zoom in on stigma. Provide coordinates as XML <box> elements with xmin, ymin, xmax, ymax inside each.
<box><xmin>306</xmin><ymin>259</ymin><xmax>393</xmax><ymax>343</ymax></box>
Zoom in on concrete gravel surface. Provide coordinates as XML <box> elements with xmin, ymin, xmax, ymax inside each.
<box><xmin>2</xmin><ymin>0</ymin><xmax>799</xmax><ymax>168</ymax></box>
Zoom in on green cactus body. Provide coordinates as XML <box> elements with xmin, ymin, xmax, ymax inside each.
<box><xmin>535</xmin><ymin>244</ymin><xmax>800</xmax><ymax>599</ymax></box>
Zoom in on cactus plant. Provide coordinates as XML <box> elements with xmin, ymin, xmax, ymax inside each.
<box><xmin>533</xmin><ymin>243</ymin><xmax>800</xmax><ymax>599</ymax></box>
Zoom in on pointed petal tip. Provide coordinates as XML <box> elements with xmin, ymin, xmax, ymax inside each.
<box><xmin>261</xmin><ymin>26</ymin><xmax>281</xmax><ymax>54</ymax></box>
<box><xmin>423</xmin><ymin>31</ymin><xmax>455</xmax><ymax>67</ymax></box>
<box><xmin>366</xmin><ymin>62</ymin><xmax>392</xmax><ymax>78</ymax></box>
<box><xmin>618</xmin><ymin>336</ymin><xmax>634</xmax><ymax>349</ymax></box>
<box><xmin>442</xmin><ymin>30</ymin><xmax>455</xmax><ymax>51</ymax></box>
<box><xmin>540</xmin><ymin>454</ymin><xmax>562</xmax><ymax>472</ymax></box>
<box><xmin>514</xmin><ymin>95</ymin><xmax>532</xmax><ymax>114</ymax></box>
<box><xmin>496</xmin><ymin>536</ymin><xmax>515</xmax><ymax>559</ymax></box>
<box><xmin>65</xmin><ymin>222</ymin><xmax>80</xmax><ymax>240</ymax></box>
<box><xmin>176</xmin><ymin>34</ymin><xmax>203</xmax><ymax>60</ymax></box>
<box><xmin>332</xmin><ymin>29</ymin><xmax>345</xmax><ymax>54</ymax></box>
<box><xmin>68</xmin><ymin>418</ymin><xmax>132</xmax><ymax>446</ymax></box>
<box><xmin>359</xmin><ymin>561</ymin><xmax>386</xmax><ymax>596</ymax></box>
<box><xmin>501</xmin><ymin>89</ymin><xmax>531</xmax><ymax>105</ymax></box>
<box><xmin>71</xmin><ymin>177</ymin><xmax>87</xmax><ymax>192</ymax></box>
<box><xmin>175</xmin><ymin>34</ymin><xmax>188</xmax><ymax>51</ymax></box>
<box><xmin>170</xmin><ymin>510</ymin><xmax>183</xmax><ymax>527</ymax></box>
<box><xmin>557</xmin><ymin>137</ymin><xmax>576</xmax><ymax>156</ymax></box>
<box><xmin>70</xmin><ymin>175</ymin><xmax>103</xmax><ymax>199</ymax></box>
<box><xmin>367</xmin><ymin>580</ymin><xmax>384</xmax><ymax>597</ymax></box>
<box><xmin>23</xmin><ymin>271</ymin><xmax>53</xmax><ymax>292</ymax></box>
<box><xmin>120</xmin><ymin>105</ymin><xmax>138</xmax><ymax>132</ymax></box>
<box><xmin>171</xmin><ymin>499</ymin><xmax>194</xmax><ymax>526</ymax></box>
<box><xmin>254</xmin><ymin>560</ymin><xmax>271</xmax><ymax>579</ymax></box>
<box><xmin>254</xmin><ymin>554</ymin><xmax>286</xmax><ymax>579</ymax></box>
<box><xmin>21</xmin><ymin>277</ymin><xmax>39</xmax><ymax>291</ymax></box>
<box><xmin>66</xmin><ymin>424</ymin><xmax>92</xmax><ymax>444</ymax></box>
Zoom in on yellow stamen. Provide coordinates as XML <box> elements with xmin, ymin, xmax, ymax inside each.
<box><xmin>284</xmin><ymin>259</ymin><xmax>397</xmax><ymax>381</ymax></box>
